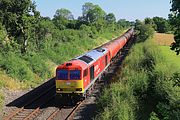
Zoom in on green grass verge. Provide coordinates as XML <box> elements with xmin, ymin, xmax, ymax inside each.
<box><xmin>95</xmin><ymin>39</ymin><xmax>180</xmax><ymax>120</ymax></box>
<box><xmin>159</xmin><ymin>46</ymin><xmax>180</xmax><ymax>70</ymax></box>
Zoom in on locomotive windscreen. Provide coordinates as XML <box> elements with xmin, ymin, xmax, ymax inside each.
<box><xmin>70</xmin><ymin>70</ymin><xmax>81</xmax><ymax>80</ymax></box>
<box><xmin>57</xmin><ymin>70</ymin><xmax>68</xmax><ymax>80</ymax></box>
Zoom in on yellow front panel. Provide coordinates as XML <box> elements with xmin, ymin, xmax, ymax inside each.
<box><xmin>56</xmin><ymin>80</ymin><xmax>84</xmax><ymax>93</ymax></box>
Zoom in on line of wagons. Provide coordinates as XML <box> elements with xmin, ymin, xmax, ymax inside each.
<box><xmin>55</xmin><ymin>28</ymin><xmax>134</xmax><ymax>100</ymax></box>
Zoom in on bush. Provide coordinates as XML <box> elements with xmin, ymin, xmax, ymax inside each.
<box><xmin>135</xmin><ymin>24</ymin><xmax>154</xmax><ymax>42</ymax></box>
<box><xmin>96</xmin><ymin>83</ymin><xmax>136</xmax><ymax>120</ymax></box>
<box><xmin>25</xmin><ymin>53</ymin><xmax>52</xmax><ymax>79</ymax></box>
<box><xmin>1</xmin><ymin>52</ymin><xmax>36</xmax><ymax>82</ymax></box>
<box><xmin>96</xmin><ymin>39</ymin><xmax>180</xmax><ymax>120</ymax></box>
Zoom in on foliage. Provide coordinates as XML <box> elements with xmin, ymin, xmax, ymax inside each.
<box><xmin>53</xmin><ymin>8</ymin><xmax>74</xmax><ymax>30</ymax></box>
<box><xmin>25</xmin><ymin>53</ymin><xmax>52</xmax><ymax>79</ymax></box>
<box><xmin>0</xmin><ymin>1</ymin><xmax>132</xmax><ymax>112</ymax></box>
<box><xmin>171</xmin><ymin>73</ymin><xmax>180</xmax><ymax>87</ymax></box>
<box><xmin>1</xmin><ymin>52</ymin><xmax>36</xmax><ymax>82</ymax></box>
<box><xmin>0</xmin><ymin>0</ymin><xmax>40</xmax><ymax>53</ymax></box>
<box><xmin>135</xmin><ymin>20</ymin><xmax>154</xmax><ymax>42</ymax></box>
<box><xmin>0</xmin><ymin>23</ymin><xmax>7</xmax><ymax>45</ymax></box>
<box><xmin>105</xmin><ymin>13</ymin><xmax>116</xmax><ymax>24</ymax></box>
<box><xmin>117</xmin><ymin>19</ymin><xmax>131</xmax><ymax>29</ymax></box>
<box><xmin>81</xmin><ymin>2</ymin><xmax>95</xmax><ymax>23</ymax></box>
<box><xmin>144</xmin><ymin>17</ymin><xmax>157</xmax><ymax>30</ymax></box>
<box><xmin>152</xmin><ymin>17</ymin><xmax>171</xmax><ymax>33</ymax></box>
<box><xmin>0</xmin><ymin>1</ymin><xmax>131</xmax><ymax>90</ymax></box>
<box><xmin>169</xmin><ymin>0</ymin><xmax>180</xmax><ymax>55</ymax></box>
<box><xmin>96</xmin><ymin>38</ymin><xmax>180</xmax><ymax>120</ymax></box>
<box><xmin>96</xmin><ymin>83</ymin><xmax>136</xmax><ymax>120</ymax></box>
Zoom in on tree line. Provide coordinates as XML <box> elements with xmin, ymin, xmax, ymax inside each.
<box><xmin>0</xmin><ymin>0</ymin><xmax>178</xmax><ymax>55</ymax></box>
<box><xmin>0</xmin><ymin>0</ymin><xmax>131</xmax><ymax>55</ymax></box>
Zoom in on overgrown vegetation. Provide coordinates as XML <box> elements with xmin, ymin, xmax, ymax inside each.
<box><xmin>169</xmin><ymin>0</ymin><xmax>180</xmax><ymax>55</ymax></box>
<box><xmin>0</xmin><ymin>1</ymin><xmax>131</xmax><ymax>111</ymax></box>
<box><xmin>135</xmin><ymin>19</ymin><xmax>154</xmax><ymax>42</ymax></box>
<box><xmin>0</xmin><ymin>1</ymin><xmax>131</xmax><ymax>88</ymax></box>
<box><xmin>143</xmin><ymin>17</ymin><xmax>171</xmax><ymax>33</ymax></box>
<box><xmin>95</xmin><ymin>25</ymin><xmax>180</xmax><ymax>120</ymax></box>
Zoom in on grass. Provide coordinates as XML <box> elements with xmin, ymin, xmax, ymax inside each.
<box><xmin>0</xmin><ymin>71</ymin><xmax>24</xmax><ymax>90</ymax></box>
<box><xmin>95</xmin><ymin>37</ymin><xmax>180</xmax><ymax>120</ymax></box>
<box><xmin>153</xmin><ymin>32</ymin><xmax>179</xmax><ymax>69</ymax></box>
<box><xmin>159</xmin><ymin>46</ymin><xmax>180</xmax><ymax>70</ymax></box>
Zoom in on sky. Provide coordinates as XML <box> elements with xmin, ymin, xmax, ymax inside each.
<box><xmin>33</xmin><ymin>0</ymin><xmax>171</xmax><ymax>21</ymax></box>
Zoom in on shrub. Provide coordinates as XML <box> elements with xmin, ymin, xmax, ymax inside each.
<box><xmin>25</xmin><ymin>53</ymin><xmax>52</xmax><ymax>79</ymax></box>
<box><xmin>1</xmin><ymin>52</ymin><xmax>35</xmax><ymax>82</ymax></box>
<box><xmin>135</xmin><ymin>23</ymin><xmax>154</xmax><ymax>42</ymax></box>
<box><xmin>96</xmin><ymin>83</ymin><xmax>136</xmax><ymax>120</ymax></box>
<box><xmin>96</xmin><ymin>39</ymin><xmax>180</xmax><ymax>120</ymax></box>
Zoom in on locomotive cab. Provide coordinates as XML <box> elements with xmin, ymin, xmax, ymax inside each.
<box><xmin>56</xmin><ymin>61</ymin><xmax>86</xmax><ymax>97</ymax></box>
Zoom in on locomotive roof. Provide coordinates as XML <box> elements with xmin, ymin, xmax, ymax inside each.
<box><xmin>75</xmin><ymin>47</ymin><xmax>108</xmax><ymax>65</ymax></box>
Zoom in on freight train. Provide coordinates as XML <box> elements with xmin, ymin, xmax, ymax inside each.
<box><xmin>55</xmin><ymin>28</ymin><xmax>134</xmax><ymax>100</ymax></box>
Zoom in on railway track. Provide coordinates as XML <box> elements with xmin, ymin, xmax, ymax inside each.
<box><xmin>47</xmin><ymin>100</ymin><xmax>84</xmax><ymax>120</ymax></box>
<box><xmin>4</xmin><ymin>85</ymin><xmax>55</xmax><ymax>120</ymax></box>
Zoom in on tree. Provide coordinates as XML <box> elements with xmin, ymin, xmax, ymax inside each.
<box><xmin>54</xmin><ymin>8</ymin><xmax>74</xmax><ymax>20</ymax></box>
<box><xmin>105</xmin><ymin>13</ymin><xmax>116</xmax><ymax>24</ymax></box>
<box><xmin>105</xmin><ymin>13</ymin><xmax>116</xmax><ymax>31</ymax></box>
<box><xmin>117</xmin><ymin>19</ymin><xmax>131</xmax><ymax>28</ymax></box>
<box><xmin>35</xmin><ymin>18</ymin><xmax>55</xmax><ymax>50</ymax></box>
<box><xmin>87</xmin><ymin>5</ymin><xmax>106</xmax><ymax>23</ymax></box>
<box><xmin>81</xmin><ymin>2</ymin><xmax>106</xmax><ymax>25</ymax></box>
<box><xmin>144</xmin><ymin>17</ymin><xmax>156</xmax><ymax>30</ymax></box>
<box><xmin>82</xmin><ymin>2</ymin><xmax>95</xmax><ymax>23</ymax></box>
<box><xmin>0</xmin><ymin>0</ymin><xmax>40</xmax><ymax>53</ymax></box>
<box><xmin>53</xmin><ymin>8</ymin><xmax>74</xmax><ymax>30</ymax></box>
<box><xmin>135</xmin><ymin>20</ymin><xmax>154</xmax><ymax>42</ymax></box>
<box><xmin>169</xmin><ymin>0</ymin><xmax>180</xmax><ymax>55</ymax></box>
<box><xmin>152</xmin><ymin>17</ymin><xmax>170</xmax><ymax>33</ymax></box>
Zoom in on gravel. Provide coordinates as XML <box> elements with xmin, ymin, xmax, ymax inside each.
<box><xmin>0</xmin><ymin>88</ymin><xmax>29</xmax><ymax>119</ymax></box>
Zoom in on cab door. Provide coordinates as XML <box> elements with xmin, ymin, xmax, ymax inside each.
<box><xmin>90</xmin><ymin>65</ymin><xmax>94</xmax><ymax>81</ymax></box>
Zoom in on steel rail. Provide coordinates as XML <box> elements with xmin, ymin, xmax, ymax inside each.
<box><xmin>4</xmin><ymin>85</ymin><xmax>55</xmax><ymax>120</ymax></box>
<box><xmin>65</xmin><ymin>101</ymin><xmax>84</xmax><ymax>120</ymax></box>
<box><xmin>47</xmin><ymin>107</ymin><xmax>62</xmax><ymax>120</ymax></box>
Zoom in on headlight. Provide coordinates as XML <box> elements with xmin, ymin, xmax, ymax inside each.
<box><xmin>56</xmin><ymin>88</ymin><xmax>63</xmax><ymax>91</ymax></box>
<box><xmin>76</xmin><ymin>88</ymin><xmax>82</xmax><ymax>91</ymax></box>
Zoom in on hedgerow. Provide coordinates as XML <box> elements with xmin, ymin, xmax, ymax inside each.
<box><xmin>96</xmin><ymin>40</ymin><xmax>180</xmax><ymax>120</ymax></box>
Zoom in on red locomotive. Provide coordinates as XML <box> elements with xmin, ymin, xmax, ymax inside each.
<box><xmin>55</xmin><ymin>28</ymin><xmax>134</xmax><ymax>99</ymax></box>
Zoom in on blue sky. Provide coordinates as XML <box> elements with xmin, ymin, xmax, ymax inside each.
<box><xmin>33</xmin><ymin>0</ymin><xmax>171</xmax><ymax>21</ymax></box>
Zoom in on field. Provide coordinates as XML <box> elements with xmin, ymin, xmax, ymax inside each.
<box><xmin>153</xmin><ymin>33</ymin><xmax>174</xmax><ymax>46</ymax></box>
<box><xmin>154</xmin><ymin>33</ymin><xmax>180</xmax><ymax>69</ymax></box>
